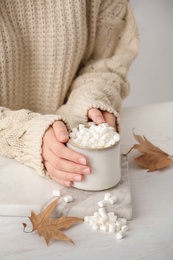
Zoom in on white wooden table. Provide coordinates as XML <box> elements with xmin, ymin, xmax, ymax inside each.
<box><xmin>0</xmin><ymin>101</ymin><xmax>173</xmax><ymax>260</ymax></box>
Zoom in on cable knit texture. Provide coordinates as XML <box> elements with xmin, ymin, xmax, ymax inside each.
<box><xmin>0</xmin><ymin>0</ymin><xmax>139</xmax><ymax>176</ymax></box>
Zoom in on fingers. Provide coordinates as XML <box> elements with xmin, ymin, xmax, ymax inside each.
<box><xmin>45</xmin><ymin>161</ymin><xmax>81</xmax><ymax>187</ymax></box>
<box><xmin>102</xmin><ymin>111</ymin><xmax>116</xmax><ymax>128</ymax></box>
<box><xmin>44</xmin><ymin>155</ymin><xmax>91</xmax><ymax>187</ymax></box>
<box><xmin>44</xmin><ymin>161</ymin><xmax>73</xmax><ymax>187</ymax></box>
<box><xmin>43</xmin><ymin>154</ymin><xmax>90</xmax><ymax>187</ymax></box>
<box><xmin>88</xmin><ymin>108</ymin><xmax>106</xmax><ymax>125</ymax></box>
<box><xmin>44</xmin><ymin>129</ymin><xmax>87</xmax><ymax>165</ymax></box>
<box><xmin>43</xmin><ymin>146</ymin><xmax>91</xmax><ymax>175</ymax></box>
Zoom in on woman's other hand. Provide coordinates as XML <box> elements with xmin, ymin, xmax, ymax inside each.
<box><xmin>88</xmin><ymin>108</ymin><xmax>117</xmax><ymax>130</ymax></box>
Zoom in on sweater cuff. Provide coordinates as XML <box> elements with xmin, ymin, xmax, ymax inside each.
<box><xmin>75</xmin><ymin>100</ymin><xmax>120</xmax><ymax>133</ymax></box>
<box><xmin>58</xmin><ymin>100</ymin><xmax>121</xmax><ymax>133</ymax></box>
<box><xmin>16</xmin><ymin>114</ymin><xmax>65</xmax><ymax>177</ymax></box>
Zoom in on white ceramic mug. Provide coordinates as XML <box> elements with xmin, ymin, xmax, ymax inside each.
<box><xmin>66</xmin><ymin>139</ymin><xmax>121</xmax><ymax>191</ymax></box>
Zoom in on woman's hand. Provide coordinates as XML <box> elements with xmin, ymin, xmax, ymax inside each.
<box><xmin>88</xmin><ymin>108</ymin><xmax>117</xmax><ymax>130</ymax></box>
<box><xmin>42</xmin><ymin>121</ymin><xmax>91</xmax><ymax>187</ymax></box>
<box><xmin>42</xmin><ymin>109</ymin><xmax>116</xmax><ymax>187</ymax></box>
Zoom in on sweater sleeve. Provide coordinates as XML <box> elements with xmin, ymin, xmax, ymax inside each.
<box><xmin>57</xmin><ymin>0</ymin><xmax>139</xmax><ymax>132</ymax></box>
<box><xmin>0</xmin><ymin>107</ymin><xmax>64</xmax><ymax>176</ymax></box>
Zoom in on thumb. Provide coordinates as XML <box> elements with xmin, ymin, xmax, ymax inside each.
<box><xmin>52</xmin><ymin>121</ymin><xmax>69</xmax><ymax>143</ymax></box>
<box><xmin>88</xmin><ymin>108</ymin><xmax>105</xmax><ymax>125</ymax></box>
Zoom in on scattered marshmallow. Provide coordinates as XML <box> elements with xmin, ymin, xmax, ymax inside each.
<box><xmin>121</xmin><ymin>225</ymin><xmax>128</xmax><ymax>232</ymax></box>
<box><xmin>84</xmin><ymin>216</ymin><xmax>93</xmax><ymax>223</ymax></box>
<box><xmin>84</xmin><ymin>208</ymin><xmax>128</xmax><ymax>239</ymax></box>
<box><xmin>99</xmin><ymin>215</ymin><xmax>108</xmax><ymax>225</ymax></box>
<box><xmin>90</xmin><ymin>218</ymin><xmax>99</xmax><ymax>226</ymax></box>
<box><xmin>100</xmin><ymin>224</ymin><xmax>109</xmax><ymax>232</ymax></box>
<box><xmin>107</xmin><ymin>212</ymin><xmax>115</xmax><ymax>220</ymax></box>
<box><xmin>115</xmin><ymin>220</ymin><xmax>122</xmax><ymax>232</ymax></box>
<box><xmin>98</xmin><ymin>207</ymin><xmax>107</xmax><ymax>218</ymax></box>
<box><xmin>92</xmin><ymin>223</ymin><xmax>100</xmax><ymax>230</ymax></box>
<box><xmin>69</xmin><ymin>123</ymin><xmax>120</xmax><ymax>149</ymax></box>
<box><xmin>104</xmin><ymin>193</ymin><xmax>111</xmax><ymax>200</ymax></box>
<box><xmin>108</xmin><ymin>214</ymin><xmax>117</xmax><ymax>223</ymax></box>
<box><xmin>98</xmin><ymin>194</ymin><xmax>118</xmax><ymax>208</ymax></box>
<box><xmin>98</xmin><ymin>200</ymin><xmax>108</xmax><ymax>207</ymax></box>
<box><xmin>93</xmin><ymin>212</ymin><xmax>100</xmax><ymax>218</ymax></box>
<box><xmin>84</xmin><ymin>194</ymin><xmax>129</xmax><ymax>240</ymax></box>
<box><xmin>62</xmin><ymin>191</ymin><xmax>129</xmax><ymax>240</ymax></box>
<box><xmin>64</xmin><ymin>195</ymin><xmax>73</xmax><ymax>203</ymax></box>
<box><xmin>52</xmin><ymin>190</ymin><xmax>61</xmax><ymax>197</ymax></box>
<box><xmin>108</xmin><ymin>223</ymin><xmax>116</xmax><ymax>233</ymax></box>
<box><xmin>117</xmin><ymin>218</ymin><xmax>127</xmax><ymax>225</ymax></box>
<box><xmin>108</xmin><ymin>196</ymin><xmax>118</xmax><ymax>205</ymax></box>
<box><xmin>116</xmin><ymin>230</ymin><xmax>126</xmax><ymax>239</ymax></box>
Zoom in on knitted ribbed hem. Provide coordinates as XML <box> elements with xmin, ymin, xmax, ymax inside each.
<box><xmin>67</xmin><ymin>99</ymin><xmax>121</xmax><ymax>133</ymax></box>
<box><xmin>15</xmin><ymin>114</ymin><xmax>66</xmax><ymax>177</ymax></box>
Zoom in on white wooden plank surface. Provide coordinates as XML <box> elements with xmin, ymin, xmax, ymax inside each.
<box><xmin>0</xmin><ymin>101</ymin><xmax>173</xmax><ymax>260</ymax></box>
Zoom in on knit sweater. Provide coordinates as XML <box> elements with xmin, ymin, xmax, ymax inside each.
<box><xmin>0</xmin><ymin>0</ymin><xmax>139</xmax><ymax>176</ymax></box>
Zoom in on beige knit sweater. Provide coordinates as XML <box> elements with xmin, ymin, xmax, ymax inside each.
<box><xmin>0</xmin><ymin>0</ymin><xmax>139</xmax><ymax>176</ymax></box>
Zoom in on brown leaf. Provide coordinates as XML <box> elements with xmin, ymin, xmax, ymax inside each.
<box><xmin>38</xmin><ymin>226</ymin><xmax>73</xmax><ymax>246</ymax></box>
<box><xmin>125</xmin><ymin>131</ymin><xmax>173</xmax><ymax>172</ymax></box>
<box><xmin>23</xmin><ymin>198</ymin><xmax>83</xmax><ymax>246</ymax></box>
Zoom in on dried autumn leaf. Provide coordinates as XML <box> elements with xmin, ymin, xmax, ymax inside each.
<box><xmin>125</xmin><ymin>130</ymin><xmax>173</xmax><ymax>172</ymax></box>
<box><xmin>23</xmin><ymin>198</ymin><xmax>83</xmax><ymax>246</ymax></box>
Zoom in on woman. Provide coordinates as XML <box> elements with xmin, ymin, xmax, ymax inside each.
<box><xmin>0</xmin><ymin>0</ymin><xmax>139</xmax><ymax>187</ymax></box>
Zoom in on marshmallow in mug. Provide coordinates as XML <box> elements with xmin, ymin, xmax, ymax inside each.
<box><xmin>69</xmin><ymin>123</ymin><xmax>120</xmax><ymax>149</ymax></box>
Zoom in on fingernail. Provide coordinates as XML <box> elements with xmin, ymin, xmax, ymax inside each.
<box><xmin>64</xmin><ymin>181</ymin><xmax>72</xmax><ymax>187</ymax></box>
<box><xmin>59</xmin><ymin>132</ymin><xmax>68</xmax><ymax>141</ymax></box>
<box><xmin>73</xmin><ymin>175</ymin><xmax>82</xmax><ymax>182</ymax></box>
<box><xmin>82</xmin><ymin>167</ymin><xmax>90</xmax><ymax>174</ymax></box>
<box><xmin>96</xmin><ymin>116</ymin><xmax>104</xmax><ymax>124</ymax></box>
<box><xmin>78</xmin><ymin>158</ymin><xmax>87</xmax><ymax>165</ymax></box>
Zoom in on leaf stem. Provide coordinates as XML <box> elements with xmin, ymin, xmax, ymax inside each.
<box><xmin>23</xmin><ymin>228</ymin><xmax>33</xmax><ymax>233</ymax></box>
<box><xmin>22</xmin><ymin>223</ymin><xmax>33</xmax><ymax>233</ymax></box>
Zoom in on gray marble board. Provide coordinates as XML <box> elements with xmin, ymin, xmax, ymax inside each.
<box><xmin>0</xmin><ymin>155</ymin><xmax>132</xmax><ymax>220</ymax></box>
